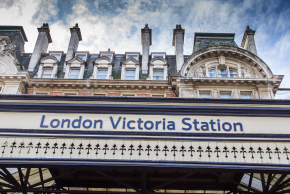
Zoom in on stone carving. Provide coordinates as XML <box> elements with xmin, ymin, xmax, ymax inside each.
<box><xmin>241</xmin><ymin>66</ymin><xmax>255</xmax><ymax>78</ymax></box>
<box><xmin>194</xmin><ymin>65</ymin><xmax>206</xmax><ymax>77</ymax></box>
<box><xmin>0</xmin><ymin>38</ymin><xmax>19</xmax><ymax>74</ymax></box>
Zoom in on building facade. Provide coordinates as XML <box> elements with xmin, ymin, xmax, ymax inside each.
<box><xmin>0</xmin><ymin>24</ymin><xmax>289</xmax><ymax>194</ymax></box>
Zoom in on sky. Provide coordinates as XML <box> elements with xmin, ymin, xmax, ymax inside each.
<box><xmin>1</xmin><ymin>0</ymin><xmax>290</xmax><ymax>87</ymax></box>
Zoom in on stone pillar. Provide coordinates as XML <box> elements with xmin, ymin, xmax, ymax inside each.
<box><xmin>141</xmin><ymin>24</ymin><xmax>152</xmax><ymax>74</ymax></box>
<box><xmin>28</xmin><ymin>23</ymin><xmax>52</xmax><ymax>71</ymax></box>
<box><xmin>63</xmin><ymin>23</ymin><xmax>82</xmax><ymax>72</ymax></box>
<box><xmin>173</xmin><ymin>24</ymin><xmax>185</xmax><ymax>72</ymax></box>
<box><xmin>241</xmin><ymin>26</ymin><xmax>258</xmax><ymax>55</ymax></box>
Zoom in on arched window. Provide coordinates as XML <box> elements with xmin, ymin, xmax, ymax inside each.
<box><xmin>218</xmin><ymin>69</ymin><xmax>227</xmax><ymax>77</ymax></box>
<box><xmin>208</xmin><ymin>69</ymin><xmax>216</xmax><ymax>77</ymax></box>
<box><xmin>230</xmin><ymin>69</ymin><xmax>237</xmax><ymax>78</ymax></box>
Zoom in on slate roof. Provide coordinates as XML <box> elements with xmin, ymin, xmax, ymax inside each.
<box><xmin>21</xmin><ymin>53</ymin><xmax>190</xmax><ymax>79</ymax></box>
<box><xmin>192</xmin><ymin>32</ymin><xmax>238</xmax><ymax>53</ymax></box>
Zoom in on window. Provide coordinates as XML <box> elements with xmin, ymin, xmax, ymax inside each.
<box><xmin>230</xmin><ymin>69</ymin><xmax>237</xmax><ymax>78</ymax></box>
<box><xmin>199</xmin><ymin>92</ymin><xmax>211</xmax><ymax>98</ymax></box>
<box><xmin>153</xmin><ymin>70</ymin><xmax>164</xmax><ymax>80</ymax></box>
<box><xmin>220</xmin><ymin>92</ymin><xmax>232</xmax><ymax>99</ymax></box>
<box><xmin>218</xmin><ymin>69</ymin><xmax>227</xmax><ymax>77</ymax></box>
<box><xmin>153</xmin><ymin>55</ymin><xmax>164</xmax><ymax>58</ymax></box>
<box><xmin>209</xmin><ymin>69</ymin><xmax>216</xmax><ymax>77</ymax></box>
<box><xmin>127</xmin><ymin>55</ymin><xmax>138</xmax><ymax>61</ymax></box>
<box><xmin>125</xmin><ymin>70</ymin><xmax>135</xmax><ymax>80</ymax></box>
<box><xmin>97</xmin><ymin>69</ymin><xmax>108</xmax><ymax>79</ymax></box>
<box><xmin>123</xmin><ymin>94</ymin><xmax>135</xmax><ymax>96</ymax></box>
<box><xmin>69</xmin><ymin>69</ymin><xmax>80</xmax><ymax>79</ymax></box>
<box><xmin>42</xmin><ymin>69</ymin><xmax>53</xmax><ymax>78</ymax></box>
<box><xmin>76</xmin><ymin>54</ymin><xmax>87</xmax><ymax>61</ymax></box>
<box><xmin>50</xmin><ymin>53</ymin><xmax>61</xmax><ymax>61</ymax></box>
<box><xmin>65</xmin><ymin>93</ymin><xmax>77</xmax><ymax>95</ymax></box>
<box><xmin>152</xmin><ymin>95</ymin><xmax>164</xmax><ymax>97</ymax></box>
<box><xmin>151</xmin><ymin>53</ymin><xmax>166</xmax><ymax>59</ymax></box>
<box><xmin>241</xmin><ymin>92</ymin><xmax>252</xmax><ymax>99</ymax></box>
<box><xmin>94</xmin><ymin>94</ymin><xmax>106</xmax><ymax>96</ymax></box>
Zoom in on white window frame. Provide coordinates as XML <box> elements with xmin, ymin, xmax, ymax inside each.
<box><xmin>125</xmin><ymin>52</ymin><xmax>140</xmax><ymax>61</ymax></box>
<box><xmin>125</xmin><ymin>69</ymin><xmax>136</xmax><ymax>80</ymax></box>
<box><xmin>41</xmin><ymin>68</ymin><xmax>53</xmax><ymax>78</ymax></box>
<box><xmin>92</xmin><ymin>56</ymin><xmax>113</xmax><ymax>80</ymax></box>
<box><xmin>100</xmin><ymin>51</ymin><xmax>115</xmax><ymax>61</ymax></box>
<box><xmin>68</xmin><ymin>68</ymin><xmax>81</xmax><ymax>79</ymax></box>
<box><xmin>149</xmin><ymin>57</ymin><xmax>168</xmax><ymax>81</ymax></box>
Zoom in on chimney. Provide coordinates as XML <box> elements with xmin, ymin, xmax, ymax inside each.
<box><xmin>173</xmin><ymin>24</ymin><xmax>185</xmax><ymax>72</ymax></box>
<box><xmin>63</xmin><ymin>23</ymin><xmax>82</xmax><ymax>72</ymax></box>
<box><xmin>241</xmin><ymin>26</ymin><xmax>257</xmax><ymax>55</ymax></box>
<box><xmin>28</xmin><ymin>23</ymin><xmax>52</xmax><ymax>71</ymax></box>
<box><xmin>141</xmin><ymin>24</ymin><xmax>152</xmax><ymax>74</ymax></box>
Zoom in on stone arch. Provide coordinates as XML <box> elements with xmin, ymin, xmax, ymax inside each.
<box><xmin>180</xmin><ymin>46</ymin><xmax>274</xmax><ymax>78</ymax></box>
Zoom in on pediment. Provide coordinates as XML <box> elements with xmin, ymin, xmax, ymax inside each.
<box><xmin>122</xmin><ymin>57</ymin><xmax>139</xmax><ymax>64</ymax></box>
<box><xmin>94</xmin><ymin>56</ymin><xmax>111</xmax><ymax>64</ymax></box>
<box><xmin>40</xmin><ymin>55</ymin><xmax>58</xmax><ymax>64</ymax></box>
<box><xmin>67</xmin><ymin>56</ymin><xmax>85</xmax><ymax>64</ymax></box>
<box><xmin>150</xmin><ymin>57</ymin><xmax>167</xmax><ymax>65</ymax></box>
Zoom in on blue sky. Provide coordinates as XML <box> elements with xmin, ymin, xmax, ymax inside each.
<box><xmin>1</xmin><ymin>0</ymin><xmax>290</xmax><ymax>87</ymax></box>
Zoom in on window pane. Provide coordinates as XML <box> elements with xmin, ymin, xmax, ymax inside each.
<box><xmin>153</xmin><ymin>71</ymin><xmax>163</xmax><ymax>76</ymax></box>
<box><xmin>125</xmin><ymin>76</ymin><xmax>135</xmax><ymax>80</ymax></box>
<box><xmin>220</xmin><ymin>92</ymin><xmax>232</xmax><ymax>99</ymax></box>
<box><xmin>153</xmin><ymin>55</ymin><xmax>164</xmax><ymax>58</ymax></box>
<box><xmin>230</xmin><ymin>70</ymin><xmax>237</xmax><ymax>78</ymax></box>
<box><xmin>69</xmin><ymin>69</ymin><xmax>80</xmax><ymax>79</ymax></box>
<box><xmin>199</xmin><ymin>92</ymin><xmax>211</xmax><ymax>98</ymax></box>
<box><xmin>209</xmin><ymin>69</ymin><xmax>215</xmax><ymax>77</ymax></box>
<box><xmin>97</xmin><ymin>70</ymin><xmax>108</xmax><ymax>75</ymax></box>
<box><xmin>218</xmin><ymin>69</ymin><xmax>227</xmax><ymax>77</ymax></box>
<box><xmin>42</xmin><ymin>69</ymin><xmax>53</xmax><ymax>78</ymax></box>
<box><xmin>97</xmin><ymin>75</ymin><xmax>107</xmax><ymax>79</ymax></box>
<box><xmin>76</xmin><ymin>54</ymin><xmax>86</xmax><ymax>60</ymax></box>
<box><xmin>50</xmin><ymin>54</ymin><xmax>61</xmax><ymax>61</ymax></box>
<box><xmin>241</xmin><ymin>92</ymin><xmax>252</xmax><ymax>99</ymax></box>
<box><xmin>127</xmin><ymin>55</ymin><xmax>138</xmax><ymax>60</ymax></box>
<box><xmin>126</xmin><ymin>70</ymin><xmax>135</xmax><ymax>76</ymax></box>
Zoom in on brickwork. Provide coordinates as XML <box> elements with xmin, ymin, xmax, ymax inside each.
<box><xmin>137</xmin><ymin>94</ymin><xmax>150</xmax><ymax>97</ymax></box>
<box><xmin>108</xmin><ymin>93</ymin><xmax>121</xmax><ymax>96</ymax></box>
<box><xmin>50</xmin><ymin>92</ymin><xmax>62</xmax><ymax>95</ymax></box>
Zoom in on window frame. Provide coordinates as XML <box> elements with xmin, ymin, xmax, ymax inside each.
<box><xmin>96</xmin><ymin>69</ymin><xmax>108</xmax><ymax>79</ymax></box>
<box><xmin>219</xmin><ymin>91</ymin><xmax>232</xmax><ymax>99</ymax></box>
<box><xmin>218</xmin><ymin>68</ymin><xmax>227</xmax><ymax>78</ymax></box>
<box><xmin>199</xmin><ymin>91</ymin><xmax>211</xmax><ymax>98</ymax></box>
<box><xmin>151</xmin><ymin>53</ymin><xmax>166</xmax><ymax>59</ymax></box>
<box><xmin>125</xmin><ymin>69</ymin><xmax>136</xmax><ymax>80</ymax></box>
<box><xmin>153</xmin><ymin>69</ymin><xmax>164</xmax><ymax>80</ymax></box>
<box><xmin>41</xmin><ymin>68</ymin><xmax>53</xmax><ymax>78</ymax></box>
<box><xmin>240</xmin><ymin>92</ymin><xmax>253</xmax><ymax>99</ymax></box>
<box><xmin>68</xmin><ymin>68</ymin><xmax>81</xmax><ymax>79</ymax></box>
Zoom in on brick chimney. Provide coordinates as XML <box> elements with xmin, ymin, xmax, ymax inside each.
<box><xmin>28</xmin><ymin>23</ymin><xmax>52</xmax><ymax>71</ymax></box>
<box><xmin>63</xmin><ymin>23</ymin><xmax>82</xmax><ymax>72</ymax></box>
<box><xmin>141</xmin><ymin>24</ymin><xmax>152</xmax><ymax>74</ymax></box>
<box><xmin>241</xmin><ymin>26</ymin><xmax>257</xmax><ymax>55</ymax></box>
<box><xmin>173</xmin><ymin>24</ymin><xmax>185</xmax><ymax>72</ymax></box>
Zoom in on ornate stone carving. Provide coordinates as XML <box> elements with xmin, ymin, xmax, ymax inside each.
<box><xmin>241</xmin><ymin>66</ymin><xmax>255</xmax><ymax>78</ymax></box>
<box><xmin>194</xmin><ymin>65</ymin><xmax>206</xmax><ymax>78</ymax></box>
<box><xmin>0</xmin><ymin>38</ymin><xmax>19</xmax><ymax>74</ymax></box>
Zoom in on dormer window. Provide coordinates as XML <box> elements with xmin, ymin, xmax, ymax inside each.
<box><xmin>125</xmin><ymin>52</ymin><xmax>140</xmax><ymax>61</ymax></box>
<box><xmin>91</xmin><ymin>56</ymin><xmax>113</xmax><ymax>80</ymax></box>
<box><xmin>64</xmin><ymin>57</ymin><xmax>86</xmax><ymax>79</ymax></box>
<box><xmin>37</xmin><ymin>55</ymin><xmax>59</xmax><ymax>79</ymax></box>
<box><xmin>75</xmin><ymin>52</ymin><xmax>89</xmax><ymax>61</ymax></box>
<box><xmin>151</xmin><ymin>52</ymin><xmax>166</xmax><ymax>59</ymax></box>
<box><xmin>49</xmin><ymin>51</ymin><xmax>63</xmax><ymax>61</ymax></box>
<box><xmin>121</xmin><ymin>57</ymin><xmax>140</xmax><ymax>80</ymax></box>
<box><xmin>149</xmin><ymin>56</ymin><xmax>168</xmax><ymax>81</ymax></box>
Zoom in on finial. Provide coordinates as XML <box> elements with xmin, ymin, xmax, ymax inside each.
<box><xmin>176</xmin><ymin>24</ymin><xmax>178</xmax><ymax>28</ymax></box>
<box><xmin>108</xmin><ymin>48</ymin><xmax>110</xmax><ymax>52</ymax></box>
<box><xmin>75</xmin><ymin>23</ymin><xmax>79</xmax><ymax>28</ymax></box>
<box><xmin>145</xmin><ymin>23</ymin><xmax>148</xmax><ymax>28</ymax></box>
<box><xmin>246</xmin><ymin>25</ymin><xmax>250</xmax><ymax>30</ymax></box>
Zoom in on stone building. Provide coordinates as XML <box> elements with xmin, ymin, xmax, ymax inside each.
<box><xmin>0</xmin><ymin>24</ymin><xmax>283</xmax><ymax>98</ymax></box>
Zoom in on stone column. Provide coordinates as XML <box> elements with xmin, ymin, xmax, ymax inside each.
<box><xmin>28</xmin><ymin>23</ymin><xmax>52</xmax><ymax>71</ymax></box>
<box><xmin>241</xmin><ymin>26</ymin><xmax>258</xmax><ymax>55</ymax></box>
<box><xmin>173</xmin><ymin>24</ymin><xmax>185</xmax><ymax>72</ymax></box>
<box><xmin>141</xmin><ymin>24</ymin><xmax>152</xmax><ymax>74</ymax></box>
<box><xmin>63</xmin><ymin>23</ymin><xmax>82</xmax><ymax>72</ymax></box>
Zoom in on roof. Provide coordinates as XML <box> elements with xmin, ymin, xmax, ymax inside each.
<box><xmin>0</xmin><ymin>26</ymin><xmax>28</xmax><ymax>42</ymax></box>
<box><xmin>192</xmin><ymin>32</ymin><xmax>238</xmax><ymax>53</ymax></box>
